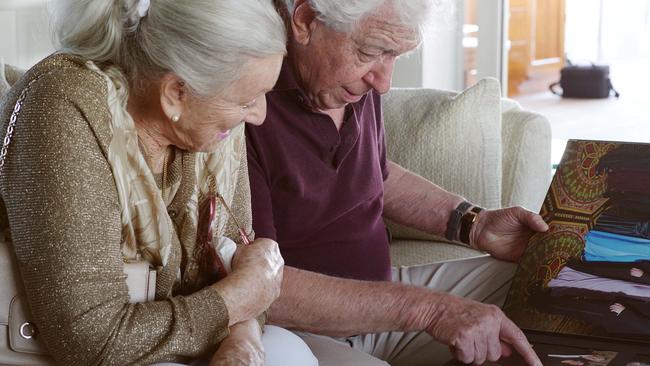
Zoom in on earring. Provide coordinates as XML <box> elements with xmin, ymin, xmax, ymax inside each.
<box><xmin>171</xmin><ymin>114</ymin><xmax>180</xmax><ymax>123</ymax></box>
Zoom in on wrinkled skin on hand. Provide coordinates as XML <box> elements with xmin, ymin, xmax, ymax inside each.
<box><xmin>471</xmin><ymin>206</ymin><xmax>549</xmax><ymax>263</ymax></box>
<box><xmin>424</xmin><ymin>293</ymin><xmax>542</xmax><ymax>366</ymax></box>
<box><xmin>232</xmin><ymin>237</ymin><xmax>284</xmax><ymax>306</ymax></box>
<box><xmin>210</xmin><ymin>319</ymin><xmax>265</xmax><ymax>366</ymax></box>
<box><xmin>220</xmin><ymin>238</ymin><xmax>284</xmax><ymax>325</ymax></box>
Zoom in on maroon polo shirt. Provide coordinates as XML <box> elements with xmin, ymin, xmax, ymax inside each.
<box><xmin>246</xmin><ymin>60</ymin><xmax>391</xmax><ymax>281</ymax></box>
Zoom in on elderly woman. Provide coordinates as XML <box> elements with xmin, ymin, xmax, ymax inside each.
<box><xmin>0</xmin><ymin>0</ymin><xmax>316</xmax><ymax>365</ymax></box>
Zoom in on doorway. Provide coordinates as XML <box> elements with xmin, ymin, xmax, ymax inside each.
<box><xmin>507</xmin><ymin>0</ymin><xmax>566</xmax><ymax>97</ymax></box>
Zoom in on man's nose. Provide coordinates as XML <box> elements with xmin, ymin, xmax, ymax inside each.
<box><xmin>364</xmin><ymin>57</ymin><xmax>395</xmax><ymax>95</ymax></box>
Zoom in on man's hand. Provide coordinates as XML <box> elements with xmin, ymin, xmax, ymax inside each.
<box><xmin>470</xmin><ymin>207</ymin><xmax>549</xmax><ymax>262</ymax></box>
<box><xmin>210</xmin><ymin>319</ymin><xmax>265</xmax><ymax>366</ymax></box>
<box><xmin>424</xmin><ymin>293</ymin><xmax>542</xmax><ymax>366</ymax></box>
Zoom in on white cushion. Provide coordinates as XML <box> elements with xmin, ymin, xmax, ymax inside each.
<box><xmin>390</xmin><ymin>239</ymin><xmax>486</xmax><ymax>267</ymax></box>
<box><xmin>501</xmin><ymin>109</ymin><xmax>552</xmax><ymax>212</ymax></box>
<box><xmin>501</xmin><ymin>98</ymin><xmax>522</xmax><ymax>113</ymax></box>
<box><xmin>382</xmin><ymin>78</ymin><xmax>503</xmax><ymax>241</ymax></box>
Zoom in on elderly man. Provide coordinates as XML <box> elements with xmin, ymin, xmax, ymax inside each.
<box><xmin>246</xmin><ymin>0</ymin><xmax>548</xmax><ymax>365</ymax></box>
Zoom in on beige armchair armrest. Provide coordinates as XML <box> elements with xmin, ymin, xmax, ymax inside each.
<box><xmin>501</xmin><ymin>108</ymin><xmax>552</xmax><ymax>212</ymax></box>
<box><xmin>4</xmin><ymin>64</ymin><xmax>25</xmax><ymax>87</ymax></box>
<box><xmin>1</xmin><ymin>62</ymin><xmax>26</xmax><ymax>101</ymax></box>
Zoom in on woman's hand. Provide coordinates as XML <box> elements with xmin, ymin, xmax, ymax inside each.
<box><xmin>609</xmin><ymin>303</ymin><xmax>625</xmax><ymax>316</ymax></box>
<box><xmin>211</xmin><ymin>319</ymin><xmax>265</xmax><ymax>366</ymax></box>
<box><xmin>213</xmin><ymin>238</ymin><xmax>284</xmax><ymax>325</ymax></box>
<box><xmin>630</xmin><ymin>268</ymin><xmax>644</xmax><ymax>278</ymax></box>
<box><xmin>231</xmin><ymin>237</ymin><xmax>284</xmax><ymax>310</ymax></box>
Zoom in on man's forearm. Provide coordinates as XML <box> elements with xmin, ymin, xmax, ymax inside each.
<box><xmin>267</xmin><ymin>266</ymin><xmax>441</xmax><ymax>337</ymax></box>
<box><xmin>383</xmin><ymin>161</ymin><xmax>466</xmax><ymax>236</ymax></box>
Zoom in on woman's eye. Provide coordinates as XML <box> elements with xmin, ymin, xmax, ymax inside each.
<box><xmin>242</xmin><ymin>99</ymin><xmax>257</xmax><ymax>111</ymax></box>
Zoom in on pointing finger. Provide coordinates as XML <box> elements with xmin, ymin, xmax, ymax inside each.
<box><xmin>500</xmin><ymin>319</ymin><xmax>542</xmax><ymax>366</ymax></box>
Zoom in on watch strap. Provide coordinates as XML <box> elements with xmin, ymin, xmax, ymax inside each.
<box><xmin>445</xmin><ymin>201</ymin><xmax>472</xmax><ymax>242</ymax></box>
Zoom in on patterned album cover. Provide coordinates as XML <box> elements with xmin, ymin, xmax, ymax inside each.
<box><xmin>504</xmin><ymin>140</ymin><xmax>650</xmax><ymax>344</ymax></box>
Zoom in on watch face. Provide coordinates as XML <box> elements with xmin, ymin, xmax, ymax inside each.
<box><xmin>463</xmin><ymin>207</ymin><xmax>483</xmax><ymax>225</ymax></box>
<box><xmin>460</xmin><ymin>209</ymin><xmax>480</xmax><ymax>244</ymax></box>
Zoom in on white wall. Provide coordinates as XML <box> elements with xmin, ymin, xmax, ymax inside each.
<box><xmin>15</xmin><ymin>6</ymin><xmax>54</xmax><ymax>68</ymax></box>
<box><xmin>475</xmin><ymin>0</ymin><xmax>508</xmax><ymax>89</ymax></box>
<box><xmin>392</xmin><ymin>0</ymin><xmax>464</xmax><ymax>90</ymax></box>
<box><xmin>0</xmin><ymin>0</ymin><xmax>53</xmax><ymax>69</ymax></box>
<box><xmin>392</xmin><ymin>0</ymin><xmax>507</xmax><ymax>93</ymax></box>
<box><xmin>421</xmin><ymin>16</ymin><xmax>465</xmax><ymax>91</ymax></box>
<box><xmin>0</xmin><ymin>10</ymin><xmax>18</xmax><ymax>66</ymax></box>
<box><xmin>392</xmin><ymin>48</ymin><xmax>425</xmax><ymax>88</ymax></box>
<box><xmin>565</xmin><ymin>0</ymin><xmax>650</xmax><ymax>62</ymax></box>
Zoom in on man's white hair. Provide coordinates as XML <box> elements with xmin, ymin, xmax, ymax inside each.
<box><xmin>50</xmin><ymin>0</ymin><xmax>286</xmax><ymax>97</ymax></box>
<box><xmin>282</xmin><ymin>0</ymin><xmax>437</xmax><ymax>33</ymax></box>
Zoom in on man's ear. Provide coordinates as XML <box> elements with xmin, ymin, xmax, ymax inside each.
<box><xmin>291</xmin><ymin>0</ymin><xmax>317</xmax><ymax>45</ymax></box>
<box><xmin>159</xmin><ymin>73</ymin><xmax>186</xmax><ymax>121</ymax></box>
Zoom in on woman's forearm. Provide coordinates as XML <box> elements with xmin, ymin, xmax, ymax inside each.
<box><xmin>211</xmin><ymin>319</ymin><xmax>264</xmax><ymax>366</ymax></box>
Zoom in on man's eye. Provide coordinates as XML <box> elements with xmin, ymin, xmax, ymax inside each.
<box><xmin>359</xmin><ymin>50</ymin><xmax>380</xmax><ymax>61</ymax></box>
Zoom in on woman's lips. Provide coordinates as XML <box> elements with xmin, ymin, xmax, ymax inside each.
<box><xmin>216</xmin><ymin>130</ymin><xmax>230</xmax><ymax>141</ymax></box>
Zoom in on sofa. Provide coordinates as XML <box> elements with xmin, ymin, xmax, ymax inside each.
<box><xmin>0</xmin><ymin>63</ymin><xmax>551</xmax><ymax>365</ymax></box>
<box><xmin>382</xmin><ymin>78</ymin><xmax>552</xmax><ymax>267</ymax></box>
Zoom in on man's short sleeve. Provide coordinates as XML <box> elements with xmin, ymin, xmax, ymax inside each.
<box><xmin>246</xmin><ymin>128</ymin><xmax>278</xmax><ymax>240</ymax></box>
<box><xmin>374</xmin><ymin>91</ymin><xmax>389</xmax><ymax>181</ymax></box>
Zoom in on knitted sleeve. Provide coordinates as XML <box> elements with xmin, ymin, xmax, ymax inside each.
<box><xmin>0</xmin><ymin>60</ymin><xmax>230</xmax><ymax>366</ymax></box>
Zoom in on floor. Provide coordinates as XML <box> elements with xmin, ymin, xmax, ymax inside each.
<box><xmin>514</xmin><ymin>58</ymin><xmax>650</xmax><ymax>165</ymax></box>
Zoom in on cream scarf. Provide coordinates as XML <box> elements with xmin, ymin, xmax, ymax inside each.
<box><xmin>86</xmin><ymin>61</ymin><xmax>243</xmax><ymax>268</ymax></box>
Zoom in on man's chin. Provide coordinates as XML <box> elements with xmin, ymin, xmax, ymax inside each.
<box><xmin>315</xmin><ymin>96</ymin><xmax>349</xmax><ymax>112</ymax></box>
<box><xmin>327</xmin><ymin>101</ymin><xmax>349</xmax><ymax>111</ymax></box>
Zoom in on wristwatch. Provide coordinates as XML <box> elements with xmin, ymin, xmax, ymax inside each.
<box><xmin>445</xmin><ymin>201</ymin><xmax>472</xmax><ymax>242</ymax></box>
<box><xmin>459</xmin><ymin>206</ymin><xmax>483</xmax><ymax>246</ymax></box>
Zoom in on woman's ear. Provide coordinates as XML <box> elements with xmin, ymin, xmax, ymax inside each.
<box><xmin>160</xmin><ymin>73</ymin><xmax>186</xmax><ymax>122</ymax></box>
<box><xmin>291</xmin><ymin>0</ymin><xmax>317</xmax><ymax>45</ymax></box>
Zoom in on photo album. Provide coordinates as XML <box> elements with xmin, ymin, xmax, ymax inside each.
<box><xmin>497</xmin><ymin>140</ymin><xmax>649</xmax><ymax>366</ymax></box>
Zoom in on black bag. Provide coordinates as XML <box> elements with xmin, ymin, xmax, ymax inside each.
<box><xmin>550</xmin><ymin>64</ymin><xmax>620</xmax><ymax>99</ymax></box>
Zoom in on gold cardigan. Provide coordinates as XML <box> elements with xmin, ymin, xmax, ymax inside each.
<box><xmin>0</xmin><ymin>54</ymin><xmax>256</xmax><ymax>365</ymax></box>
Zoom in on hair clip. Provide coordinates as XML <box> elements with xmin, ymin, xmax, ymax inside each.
<box><xmin>136</xmin><ymin>0</ymin><xmax>150</xmax><ymax>19</ymax></box>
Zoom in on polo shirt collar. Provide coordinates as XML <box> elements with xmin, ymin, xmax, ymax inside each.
<box><xmin>274</xmin><ymin>57</ymin><xmax>303</xmax><ymax>92</ymax></box>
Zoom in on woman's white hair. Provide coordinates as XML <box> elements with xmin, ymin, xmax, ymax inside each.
<box><xmin>50</xmin><ymin>0</ymin><xmax>287</xmax><ymax>97</ymax></box>
<box><xmin>282</xmin><ymin>0</ymin><xmax>438</xmax><ymax>33</ymax></box>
